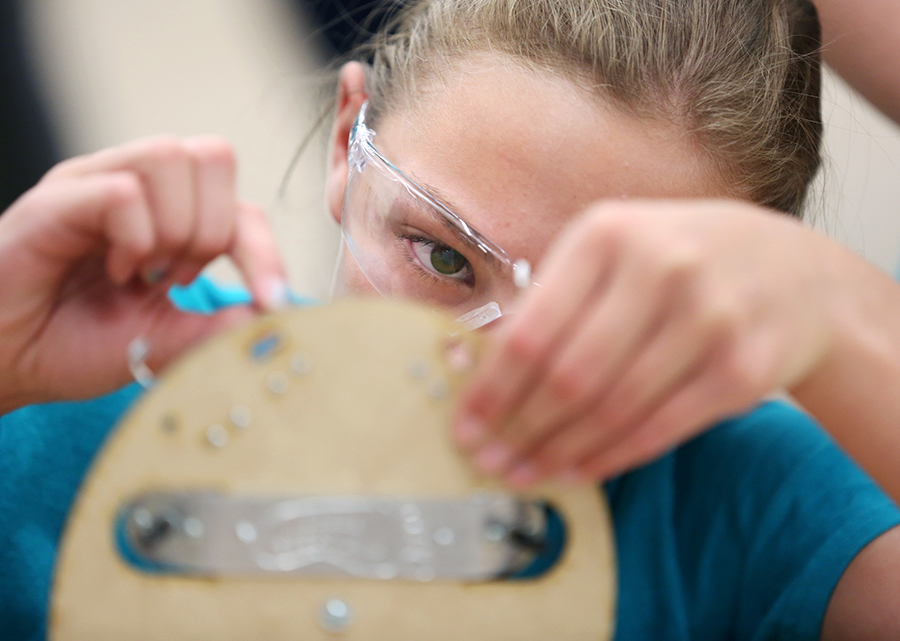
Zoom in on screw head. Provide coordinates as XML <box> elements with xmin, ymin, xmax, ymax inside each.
<box><xmin>485</xmin><ymin>522</ymin><xmax>508</xmax><ymax>542</ymax></box>
<box><xmin>408</xmin><ymin>359</ymin><xmax>429</xmax><ymax>380</ymax></box>
<box><xmin>159</xmin><ymin>413</ymin><xmax>178</xmax><ymax>433</ymax></box>
<box><xmin>206</xmin><ymin>424</ymin><xmax>229</xmax><ymax>448</ymax></box>
<box><xmin>290</xmin><ymin>352</ymin><xmax>313</xmax><ymax>376</ymax></box>
<box><xmin>183</xmin><ymin>516</ymin><xmax>204</xmax><ymax>539</ymax></box>
<box><xmin>319</xmin><ymin>598</ymin><xmax>353</xmax><ymax>633</ymax></box>
<box><xmin>229</xmin><ymin>405</ymin><xmax>252</xmax><ymax>429</ymax></box>
<box><xmin>267</xmin><ymin>371</ymin><xmax>289</xmax><ymax>395</ymax></box>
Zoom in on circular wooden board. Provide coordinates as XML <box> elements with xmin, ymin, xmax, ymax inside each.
<box><xmin>50</xmin><ymin>299</ymin><xmax>616</xmax><ymax>640</ymax></box>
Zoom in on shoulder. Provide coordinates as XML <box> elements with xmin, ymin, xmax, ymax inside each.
<box><xmin>608</xmin><ymin>400</ymin><xmax>900</xmax><ymax>641</ymax></box>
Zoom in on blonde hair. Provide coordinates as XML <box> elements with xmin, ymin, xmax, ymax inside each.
<box><xmin>360</xmin><ymin>0</ymin><xmax>822</xmax><ymax>217</ymax></box>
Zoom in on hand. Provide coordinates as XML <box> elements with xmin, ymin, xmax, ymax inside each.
<box><xmin>454</xmin><ymin>200</ymin><xmax>838</xmax><ymax>486</ymax></box>
<box><xmin>0</xmin><ymin>136</ymin><xmax>288</xmax><ymax>413</ymax></box>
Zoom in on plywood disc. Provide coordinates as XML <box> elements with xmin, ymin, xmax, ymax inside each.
<box><xmin>51</xmin><ymin>299</ymin><xmax>616</xmax><ymax>641</ymax></box>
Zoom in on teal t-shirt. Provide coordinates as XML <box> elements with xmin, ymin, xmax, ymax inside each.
<box><xmin>1</xmin><ymin>277</ymin><xmax>898</xmax><ymax>640</ymax></box>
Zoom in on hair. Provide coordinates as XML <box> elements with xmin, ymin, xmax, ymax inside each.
<box><xmin>356</xmin><ymin>0</ymin><xmax>822</xmax><ymax>217</ymax></box>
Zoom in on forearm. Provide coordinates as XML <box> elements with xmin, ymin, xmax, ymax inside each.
<box><xmin>791</xmin><ymin>241</ymin><xmax>900</xmax><ymax>503</ymax></box>
<box><xmin>815</xmin><ymin>0</ymin><xmax>900</xmax><ymax>123</ymax></box>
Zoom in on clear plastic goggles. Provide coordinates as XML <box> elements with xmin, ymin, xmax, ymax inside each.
<box><xmin>337</xmin><ymin>102</ymin><xmax>529</xmax><ymax>330</ymax></box>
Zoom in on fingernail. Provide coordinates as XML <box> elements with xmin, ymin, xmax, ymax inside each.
<box><xmin>475</xmin><ymin>442</ymin><xmax>513</xmax><ymax>475</ymax></box>
<box><xmin>455</xmin><ymin>416</ymin><xmax>486</xmax><ymax>448</ymax></box>
<box><xmin>261</xmin><ymin>277</ymin><xmax>289</xmax><ymax>311</ymax></box>
<box><xmin>507</xmin><ymin>461</ymin><xmax>539</xmax><ymax>488</ymax></box>
<box><xmin>142</xmin><ymin>262</ymin><xmax>169</xmax><ymax>285</ymax></box>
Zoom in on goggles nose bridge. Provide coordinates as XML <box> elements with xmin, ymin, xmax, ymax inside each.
<box><xmin>455</xmin><ymin>301</ymin><xmax>503</xmax><ymax>331</ymax></box>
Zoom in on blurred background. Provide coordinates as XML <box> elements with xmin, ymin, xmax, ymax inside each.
<box><xmin>6</xmin><ymin>0</ymin><xmax>900</xmax><ymax>299</ymax></box>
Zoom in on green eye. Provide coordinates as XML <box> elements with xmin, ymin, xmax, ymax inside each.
<box><xmin>431</xmin><ymin>245</ymin><xmax>468</xmax><ymax>275</ymax></box>
<box><xmin>408</xmin><ymin>237</ymin><xmax>471</xmax><ymax>280</ymax></box>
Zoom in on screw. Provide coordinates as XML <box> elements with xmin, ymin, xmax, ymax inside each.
<box><xmin>485</xmin><ymin>522</ymin><xmax>508</xmax><ymax>542</ymax></box>
<box><xmin>130</xmin><ymin>506</ymin><xmax>174</xmax><ymax>549</ymax></box>
<box><xmin>414</xmin><ymin>566</ymin><xmax>436</xmax><ymax>583</ymax></box>
<box><xmin>290</xmin><ymin>352</ymin><xmax>313</xmax><ymax>376</ymax></box>
<box><xmin>433</xmin><ymin>526</ymin><xmax>455</xmax><ymax>546</ymax></box>
<box><xmin>159</xmin><ymin>413</ymin><xmax>178</xmax><ymax>433</ymax></box>
<box><xmin>427</xmin><ymin>379</ymin><xmax>449</xmax><ymax>400</ymax></box>
<box><xmin>132</xmin><ymin>506</ymin><xmax>154</xmax><ymax>530</ymax></box>
<box><xmin>267</xmin><ymin>371</ymin><xmax>289</xmax><ymax>395</ymax></box>
<box><xmin>229</xmin><ymin>405</ymin><xmax>252</xmax><ymax>429</ymax></box>
<box><xmin>408</xmin><ymin>359</ymin><xmax>429</xmax><ymax>380</ymax></box>
<box><xmin>235</xmin><ymin>521</ymin><xmax>257</xmax><ymax>543</ymax></box>
<box><xmin>319</xmin><ymin>599</ymin><xmax>353</xmax><ymax>633</ymax></box>
<box><xmin>206</xmin><ymin>424</ymin><xmax>228</xmax><ymax>448</ymax></box>
<box><xmin>183</xmin><ymin>516</ymin><xmax>204</xmax><ymax>539</ymax></box>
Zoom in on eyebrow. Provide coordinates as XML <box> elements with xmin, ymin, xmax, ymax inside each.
<box><xmin>405</xmin><ymin>175</ymin><xmax>506</xmax><ymax>271</ymax></box>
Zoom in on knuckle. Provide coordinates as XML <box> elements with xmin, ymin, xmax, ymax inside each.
<box><xmin>103</xmin><ymin>173</ymin><xmax>143</xmax><ymax>207</ymax></box>
<box><xmin>190</xmin><ymin>231</ymin><xmax>231</xmax><ymax>259</ymax></box>
<box><xmin>502</xmin><ymin>326</ymin><xmax>546</xmax><ymax>368</ymax></box>
<box><xmin>547</xmin><ymin>362</ymin><xmax>593</xmax><ymax>406</ymax></box>
<box><xmin>155</xmin><ymin>223</ymin><xmax>192</xmax><ymax>251</ymax></box>
<box><xmin>659</xmin><ymin>244</ymin><xmax>702</xmax><ymax>287</ymax></box>
<box><xmin>42</xmin><ymin>157</ymin><xmax>82</xmax><ymax>182</ymax></box>
<box><xmin>120</xmin><ymin>230</ymin><xmax>155</xmax><ymax>258</ymax></box>
<box><xmin>189</xmin><ymin>136</ymin><xmax>236</xmax><ymax>167</ymax></box>
<box><xmin>594</xmin><ymin>394</ymin><xmax>632</xmax><ymax>430</ymax></box>
<box><xmin>701</xmin><ymin>295</ymin><xmax>742</xmax><ymax>339</ymax></box>
<box><xmin>583</xmin><ymin>205</ymin><xmax>635</xmax><ymax>250</ymax></box>
<box><xmin>142</xmin><ymin>136</ymin><xmax>189</xmax><ymax>166</ymax></box>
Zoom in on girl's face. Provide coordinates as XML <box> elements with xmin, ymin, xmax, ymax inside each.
<box><xmin>328</xmin><ymin>56</ymin><xmax>736</xmax><ymax>318</ymax></box>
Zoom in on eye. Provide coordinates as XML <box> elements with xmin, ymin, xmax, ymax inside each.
<box><xmin>408</xmin><ymin>237</ymin><xmax>471</xmax><ymax>280</ymax></box>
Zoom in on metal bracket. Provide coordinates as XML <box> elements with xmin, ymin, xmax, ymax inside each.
<box><xmin>118</xmin><ymin>492</ymin><xmax>549</xmax><ymax>582</ymax></box>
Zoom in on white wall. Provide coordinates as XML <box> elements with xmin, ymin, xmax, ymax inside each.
<box><xmin>23</xmin><ymin>0</ymin><xmax>341</xmax><ymax>299</ymax></box>
<box><xmin>21</xmin><ymin>0</ymin><xmax>900</xmax><ymax>293</ymax></box>
<box><xmin>816</xmin><ymin>71</ymin><xmax>900</xmax><ymax>274</ymax></box>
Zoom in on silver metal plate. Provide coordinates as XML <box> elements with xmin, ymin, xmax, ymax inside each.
<box><xmin>118</xmin><ymin>492</ymin><xmax>547</xmax><ymax>582</ymax></box>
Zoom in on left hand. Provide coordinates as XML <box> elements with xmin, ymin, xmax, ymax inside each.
<box><xmin>453</xmin><ymin>199</ymin><xmax>838</xmax><ymax>486</ymax></box>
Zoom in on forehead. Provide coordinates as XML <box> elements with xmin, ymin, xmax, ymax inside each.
<box><xmin>374</xmin><ymin>55</ymin><xmax>733</xmax><ymax>264</ymax></box>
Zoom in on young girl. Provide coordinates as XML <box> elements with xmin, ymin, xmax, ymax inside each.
<box><xmin>2</xmin><ymin>0</ymin><xmax>900</xmax><ymax>639</ymax></box>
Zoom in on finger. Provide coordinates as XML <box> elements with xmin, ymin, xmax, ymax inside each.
<box><xmin>572</xmin><ymin>353</ymin><xmax>769</xmax><ymax>483</ymax></box>
<box><xmin>8</xmin><ymin>172</ymin><xmax>155</xmax><ymax>287</ymax></box>
<box><xmin>228</xmin><ymin>201</ymin><xmax>289</xmax><ymax>311</ymax></box>
<box><xmin>519</xmin><ymin>283</ymin><xmax>742</xmax><ymax>480</ymax></box>
<box><xmin>490</xmin><ymin>254</ymin><xmax>673</xmax><ymax>467</ymax></box>
<box><xmin>454</xmin><ymin>209</ymin><xmax>626</xmax><ymax>448</ymax></box>
<box><xmin>169</xmin><ymin>260</ymin><xmax>209</xmax><ymax>287</ymax></box>
<box><xmin>47</xmin><ymin>137</ymin><xmax>197</xmax><ymax>274</ymax></box>
<box><xmin>183</xmin><ymin>137</ymin><xmax>238</xmax><ymax>263</ymax></box>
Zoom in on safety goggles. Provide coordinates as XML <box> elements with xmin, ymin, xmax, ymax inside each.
<box><xmin>336</xmin><ymin>102</ymin><xmax>530</xmax><ymax>330</ymax></box>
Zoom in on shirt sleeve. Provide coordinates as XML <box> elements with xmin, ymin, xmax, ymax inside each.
<box><xmin>672</xmin><ymin>401</ymin><xmax>900</xmax><ymax>641</ymax></box>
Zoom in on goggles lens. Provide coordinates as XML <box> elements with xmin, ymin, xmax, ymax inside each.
<box><xmin>338</xmin><ymin>104</ymin><xmax>522</xmax><ymax>321</ymax></box>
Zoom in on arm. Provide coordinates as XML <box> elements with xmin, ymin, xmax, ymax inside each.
<box><xmin>822</xmin><ymin>526</ymin><xmax>900</xmax><ymax>640</ymax></box>
<box><xmin>816</xmin><ymin>0</ymin><xmax>900</xmax><ymax>123</ymax></box>
<box><xmin>791</xmin><ymin>241</ymin><xmax>900</xmax><ymax>503</ymax></box>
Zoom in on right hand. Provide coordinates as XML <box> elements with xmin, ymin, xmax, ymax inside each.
<box><xmin>0</xmin><ymin>136</ymin><xmax>288</xmax><ymax>413</ymax></box>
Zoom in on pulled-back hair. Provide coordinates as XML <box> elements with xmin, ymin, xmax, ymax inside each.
<box><xmin>361</xmin><ymin>0</ymin><xmax>822</xmax><ymax>217</ymax></box>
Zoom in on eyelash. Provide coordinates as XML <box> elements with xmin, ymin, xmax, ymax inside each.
<box><xmin>398</xmin><ymin>233</ymin><xmax>475</xmax><ymax>286</ymax></box>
